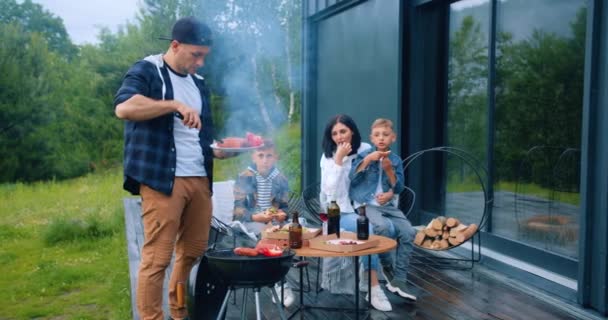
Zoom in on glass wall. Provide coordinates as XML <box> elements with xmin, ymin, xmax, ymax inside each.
<box><xmin>493</xmin><ymin>0</ymin><xmax>586</xmax><ymax>259</ymax></box>
<box><xmin>445</xmin><ymin>0</ymin><xmax>490</xmax><ymax>235</ymax></box>
<box><xmin>446</xmin><ymin>0</ymin><xmax>586</xmax><ymax>260</ymax></box>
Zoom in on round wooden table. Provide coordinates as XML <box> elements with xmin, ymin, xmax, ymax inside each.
<box><xmin>293</xmin><ymin>233</ymin><xmax>397</xmax><ymax>257</ymax></box>
<box><xmin>289</xmin><ymin>233</ymin><xmax>397</xmax><ymax>320</ymax></box>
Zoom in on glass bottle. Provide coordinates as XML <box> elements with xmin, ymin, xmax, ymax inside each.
<box><xmin>327</xmin><ymin>198</ymin><xmax>341</xmax><ymax>238</ymax></box>
<box><xmin>289</xmin><ymin>211</ymin><xmax>303</xmax><ymax>249</ymax></box>
<box><xmin>356</xmin><ymin>204</ymin><xmax>369</xmax><ymax>240</ymax></box>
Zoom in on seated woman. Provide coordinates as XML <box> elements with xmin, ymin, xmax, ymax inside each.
<box><xmin>318</xmin><ymin>114</ymin><xmax>392</xmax><ymax>312</ymax></box>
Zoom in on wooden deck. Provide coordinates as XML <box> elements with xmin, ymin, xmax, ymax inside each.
<box><xmin>124</xmin><ymin>196</ymin><xmax>599</xmax><ymax>320</ymax></box>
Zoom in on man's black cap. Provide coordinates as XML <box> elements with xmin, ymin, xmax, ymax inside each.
<box><xmin>159</xmin><ymin>17</ymin><xmax>213</xmax><ymax>46</ymax></box>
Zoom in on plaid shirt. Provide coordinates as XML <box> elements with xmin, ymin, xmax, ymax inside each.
<box><xmin>232</xmin><ymin>165</ymin><xmax>289</xmax><ymax>222</ymax></box>
<box><xmin>114</xmin><ymin>54</ymin><xmax>215</xmax><ymax>195</ymax></box>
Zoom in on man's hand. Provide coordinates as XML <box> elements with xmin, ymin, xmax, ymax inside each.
<box><xmin>376</xmin><ymin>190</ymin><xmax>394</xmax><ymax>206</ymax></box>
<box><xmin>213</xmin><ymin>149</ymin><xmax>238</xmax><ymax>159</ymax></box>
<box><xmin>174</xmin><ymin>101</ymin><xmax>201</xmax><ymax>129</ymax></box>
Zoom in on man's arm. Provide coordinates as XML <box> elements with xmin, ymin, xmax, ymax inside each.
<box><xmin>114</xmin><ymin>61</ymin><xmax>201</xmax><ymax>128</ymax></box>
<box><xmin>115</xmin><ymin>94</ymin><xmax>201</xmax><ymax>129</ymax></box>
<box><xmin>115</xmin><ymin>94</ymin><xmax>177</xmax><ymax>121</ymax></box>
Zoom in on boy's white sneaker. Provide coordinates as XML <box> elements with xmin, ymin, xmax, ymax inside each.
<box><xmin>272</xmin><ymin>283</ymin><xmax>295</xmax><ymax>307</ymax></box>
<box><xmin>365</xmin><ymin>285</ymin><xmax>392</xmax><ymax>312</ymax></box>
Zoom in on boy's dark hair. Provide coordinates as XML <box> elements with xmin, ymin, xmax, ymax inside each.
<box><xmin>321</xmin><ymin>114</ymin><xmax>362</xmax><ymax>158</ymax></box>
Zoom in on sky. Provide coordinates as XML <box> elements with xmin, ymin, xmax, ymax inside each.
<box><xmin>31</xmin><ymin>0</ymin><xmax>140</xmax><ymax>44</ymax></box>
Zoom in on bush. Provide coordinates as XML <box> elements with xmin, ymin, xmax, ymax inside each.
<box><xmin>43</xmin><ymin>211</ymin><xmax>122</xmax><ymax>246</ymax></box>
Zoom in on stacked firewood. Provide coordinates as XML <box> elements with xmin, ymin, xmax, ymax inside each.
<box><xmin>414</xmin><ymin>216</ymin><xmax>478</xmax><ymax>250</ymax></box>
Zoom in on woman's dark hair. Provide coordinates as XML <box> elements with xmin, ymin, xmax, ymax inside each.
<box><xmin>321</xmin><ymin>114</ymin><xmax>362</xmax><ymax>158</ymax></box>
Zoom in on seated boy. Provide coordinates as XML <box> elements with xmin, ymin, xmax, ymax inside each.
<box><xmin>349</xmin><ymin>118</ymin><xmax>417</xmax><ymax>301</ymax></box>
<box><xmin>232</xmin><ymin>139</ymin><xmax>295</xmax><ymax>306</ymax></box>
<box><xmin>233</xmin><ymin>140</ymin><xmax>289</xmax><ymax>235</ymax></box>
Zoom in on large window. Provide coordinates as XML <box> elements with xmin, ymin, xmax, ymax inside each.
<box><xmin>494</xmin><ymin>0</ymin><xmax>585</xmax><ymax>259</ymax></box>
<box><xmin>446</xmin><ymin>0</ymin><xmax>586</xmax><ymax>260</ymax></box>
<box><xmin>445</xmin><ymin>0</ymin><xmax>490</xmax><ymax>232</ymax></box>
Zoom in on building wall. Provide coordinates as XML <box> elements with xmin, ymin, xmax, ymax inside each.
<box><xmin>303</xmin><ymin>0</ymin><xmax>608</xmax><ymax>314</ymax></box>
<box><xmin>302</xmin><ymin>0</ymin><xmax>402</xmax><ymax>188</ymax></box>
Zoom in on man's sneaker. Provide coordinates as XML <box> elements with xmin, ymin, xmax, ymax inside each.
<box><xmin>381</xmin><ymin>265</ymin><xmax>395</xmax><ymax>283</ymax></box>
<box><xmin>359</xmin><ymin>267</ymin><xmax>369</xmax><ymax>293</ymax></box>
<box><xmin>386</xmin><ymin>279</ymin><xmax>417</xmax><ymax>301</ymax></box>
<box><xmin>365</xmin><ymin>285</ymin><xmax>392</xmax><ymax>312</ymax></box>
<box><xmin>272</xmin><ymin>283</ymin><xmax>295</xmax><ymax>307</ymax></box>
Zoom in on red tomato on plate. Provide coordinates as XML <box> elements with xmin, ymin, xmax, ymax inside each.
<box><xmin>246</xmin><ymin>132</ymin><xmax>264</xmax><ymax>147</ymax></box>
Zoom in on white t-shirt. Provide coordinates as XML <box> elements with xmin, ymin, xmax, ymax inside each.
<box><xmin>168</xmin><ymin>69</ymin><xmax>206</xmax><ymax>177</ymax></box>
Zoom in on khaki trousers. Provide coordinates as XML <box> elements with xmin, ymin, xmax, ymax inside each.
<box><xmin>137</xmin><ymin>177</ymin><xmax>212</xmax><ymax>320</ymax></box>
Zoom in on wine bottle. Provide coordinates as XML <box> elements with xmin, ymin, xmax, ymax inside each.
<box><xmin>327</xmin><ymin>198</ymin><xmax>341</xmax><ymax>238</ymax></box>
<box><xmin>356</xmin><ymin>204</ymin><xmax>369</xmax><ymax>240</ymax></box>
<box><xmin>289</xmin><ymin>211</ymin><xmax>303</xmax><ymax>249</ymax></box>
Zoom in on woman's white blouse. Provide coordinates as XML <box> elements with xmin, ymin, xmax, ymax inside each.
<box><xmin>319</xmin><ymin>143</ymin><xmax>371</xmax><ymax>213</ymax></box>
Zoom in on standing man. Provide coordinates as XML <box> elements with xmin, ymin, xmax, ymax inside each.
<box><xmin>114</xmin><ymin>17</ymin><xmax>230</xmax><ymax>320</ymax></box>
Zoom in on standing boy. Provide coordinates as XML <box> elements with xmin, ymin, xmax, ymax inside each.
<box><xmin>349</xmin><ymin>118</ymin><xmax>417</xmax><ymax>301</ymax></box>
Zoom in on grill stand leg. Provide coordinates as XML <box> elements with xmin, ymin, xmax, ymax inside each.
<box><xmin>270</xmin><ymin>286</ymin><xmax>288</xmax><ymax>320</ymax></box>
<box><xmin>254</xmin><ymin>288</ymin><xmax>262</xmax><ymax>320</ymax></box>
<box><xmin>217</xmin><ymin>288</ymin><xmax>233</xmax><ymax>320</ymax></box>
<box><xmin>240</xmin><ymin>288</ymin><xmax>248</xmax><ymax>320</ymax></box>
<box><xmin>354</xmin><ymin>256</ymin><xmax>359</xmax><ymax>320</ymax></box>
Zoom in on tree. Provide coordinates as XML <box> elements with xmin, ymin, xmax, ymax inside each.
<box><xmin>494</xmin><ymin>8</ymin><xmax>586</xmax><ymax>184</ymax></box>
<box><xmin>0</xmin><ymin>0</ymin><xmax>77</xmax><ymax>58</ymax></box>
<box><xmin>200</xmin><ymin>0</ymin><xmax>301</xmax><ymax>135</ymax></box>
<box><xmin>447</xmin><ymin>16</ymin><xmax>488</xmax><ymax>162</ymax></box>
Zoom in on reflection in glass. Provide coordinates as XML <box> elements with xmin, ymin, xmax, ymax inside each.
<box><xmin>444</xmin><ymin>0</ymin><xmax>586</xmax><ymax>260</ymax></box>
<box><xmin>444</xmin><ymin>0</ymin><xmax>489</xmax><ymax>237</ymax></box>
<box><xmin>494</xmin><ymin>0</ymin><xmax>585</xmax><ymax>259</ymax></box>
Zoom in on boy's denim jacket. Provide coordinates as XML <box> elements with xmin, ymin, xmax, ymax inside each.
<box><xmin>349</xmin><ymin>148</ymin><xmax>405</xmax><ymax>206</ymax></box>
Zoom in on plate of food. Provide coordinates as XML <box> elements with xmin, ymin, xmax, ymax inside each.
<box><xmin>325</xmin><ymin>239</ymin><xmax>365</xmax><ymax>245</ymax></box>
<box><xmin>262</xmin><ymin>224</ymin><xmax>321</xmax><ymax>240</ymax></box>
<box><xmin>211</xmin><ymin>132</ymin><xmax>264</xmax><ymax>152</ymax></box>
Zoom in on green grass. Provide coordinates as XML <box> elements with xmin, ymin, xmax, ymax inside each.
<box><xmin>0</xmin><ymin>123</ymin><xmax>302</xmax><ymax>319</ymax></box>
<box><xmin>0</xmin><ymin>167</ymin><xmax>132</xmax><ymax>319</ymax></box>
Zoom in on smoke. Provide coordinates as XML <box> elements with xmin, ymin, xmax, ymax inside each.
<box><xmin>199</xmin><ymin>0</ymin><xmax>299</xmax><ymax>138</ymax></box>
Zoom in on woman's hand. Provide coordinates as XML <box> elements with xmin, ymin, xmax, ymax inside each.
<box><xmin>335</xmin><ymin>142</ymin><xmax>352</xmax><ymax>165</ymax></box>
<box><xmin>376</xmin><ymin>190</ymin><xmax>394</xmax><ymax>205</ymax></box>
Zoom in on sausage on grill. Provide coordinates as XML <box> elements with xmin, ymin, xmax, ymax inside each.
<box><xmin>233</xmin><ymin>247</ymin><xmax>259</xmax><ymax>256</ymax></box>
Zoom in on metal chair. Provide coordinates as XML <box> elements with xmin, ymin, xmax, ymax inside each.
<box><xmin>301</xmin><ymin>183</ymin><xmax>323</xmax><ymax>226</ymax></box>
<box><xmin>403</xmin><ymin>146</ymin><xmax>492</xmax><ymax>269</ymax></box>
